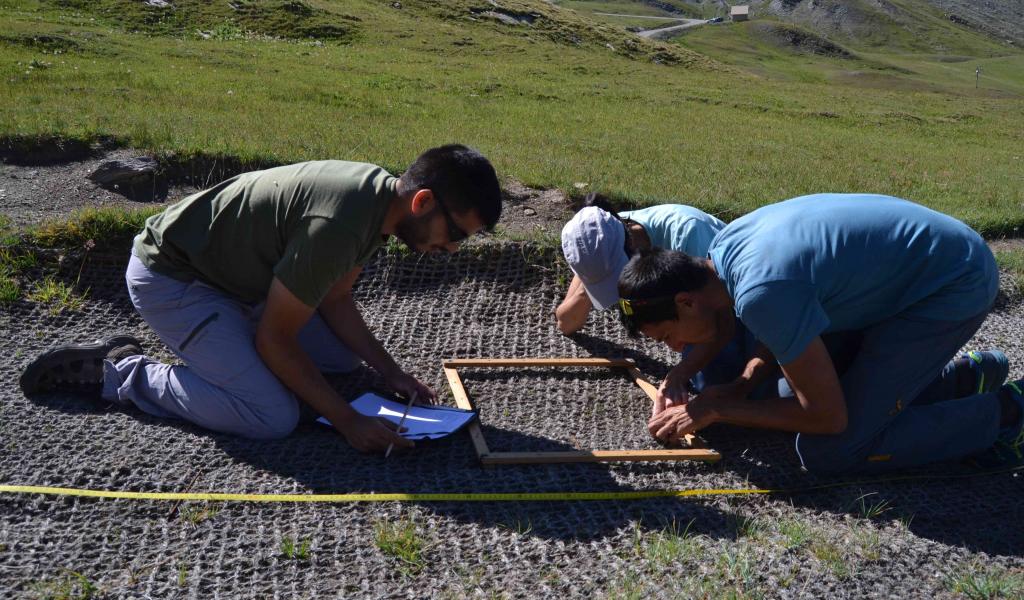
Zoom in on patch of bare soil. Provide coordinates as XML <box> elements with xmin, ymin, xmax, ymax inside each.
<box><xmin>749</xmin><ymin>21</ymin><xmax>856</xmax><ymax>58</ymax></box>
<box><xmin>989</xmin><ymin>238</ymin><xmax>1024</xmax><ymax>253</ymax></box>
<box><xmin>495</xmin><ymin>179</ymin><xmax>579</xmax><ymax>242</ymax></box>
<box><xmin>923</xmin><ymin>0</ymin><xmax>1024</xmax><ymax>46</ymax></box>
<box><xmin>0</xmin><ymin>148</ymin><xmax>196</xmax><ymax>228</ymax></box>
<box><xmin>0</xmin><ymin>148</ymin><xmax>580</xmax><ymax>241</ymax></box>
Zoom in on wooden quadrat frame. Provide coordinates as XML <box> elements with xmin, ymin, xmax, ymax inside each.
<box><xmin>442</xmin><ymin>358</ymin><xmax>721</xmax><ymax>465</ymax></box>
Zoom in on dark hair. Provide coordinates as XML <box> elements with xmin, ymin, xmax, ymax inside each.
<box><xmin>401</xmin><ymin>144</ymin><xmax>502</xmax><ymax>231</ymax></box>
<box><xmin>617</xmin><ymin>247</ymin><xmax>711</xmax><ymax>337</ymax></box>
<box><xmin>583</xmin><ymin>192</ymin><xmax>620</xmax><ymax>217</ymax></box>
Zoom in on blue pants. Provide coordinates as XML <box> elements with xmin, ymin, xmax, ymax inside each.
<box><xmin>795</xmin><ymin>310</ymin><xmax>1000</xmax><ymax>474</ymax></box>
<box><xmin>688</xmin><ymin>320</ymin><xmax>781</xmax><ymax>400</ymax></box>
<box><xmin>102</xmin><ymin>253</ymin><xmax>360</xmax><ymax>439</ymax></box>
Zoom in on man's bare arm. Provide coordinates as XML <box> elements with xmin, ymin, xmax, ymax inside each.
<box><xmin>318</xmin><ymin>266</ymin><xmax>401</xmax><ymax>377</ymax></box>
<box><xmin>255</xmin><ymin>278</ymin><xmax>411</xmax><ymax>452</ymax></box>
<box><xmin>649</xmin><ymin>336</ymin><xmax>847</xmax><ymax>444</ymax></box>
<box><xmin>554</xmin><ymin>274</ymin><xmax>593</xmax><ymax>335</ymax></box>
<box><xmin>318</xmin><ymin>266</ymin><xmax>436</xmax><ymax>402</ymax></box>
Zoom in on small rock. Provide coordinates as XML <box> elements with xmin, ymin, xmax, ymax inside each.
<box><xmin>573</xmin><ymin>182</ymin><xmax>588</xmax><ymax>190</ymax></box>
<box><xmin>88</xmin><ymin>156</ymin><xmax>159</xmax><ymax>187</ymax></box>
<box><xmin>145</xmin><ymin>0</ymin><xmax>171</xmax><ymax>7</ymax></box>
<box><xmin>523</xmin><ymin>207</ymin><xmax>536</xmax><ymax>217</ymax></box>
<box><xmin>391</xmin><ymin>1</ymin><xmax>402</xmax><ymax>8</ymax></box>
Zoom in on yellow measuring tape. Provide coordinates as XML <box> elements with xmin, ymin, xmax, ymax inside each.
<box><xmin>0</xmin><ymin>485</ymin><xmax>770</xmax><ymax>502</ymax></box>
<box><xmin>0</xmin><ymin>466</ymin><xmax>1017</xmax><ymax>503</ymax></box>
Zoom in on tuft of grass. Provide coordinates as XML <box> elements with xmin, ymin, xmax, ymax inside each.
<box><xmin>0</xmin><ymin>214</ymin><xmax>17</xmax><ymax>246</ymax></box>
<box><xmin>0</xmin><ymin>276</ymin><xmax>20</xmax><ymax>305</ymax></box>
<box><xmin>946</xmin><ymin>564</ymin><xmax>1024</xmax><ymax>600</ymax></box>
<box><xmin>176</xmin><ymin>562</ymin><xmax>187</xmax><ymax>587</ymax></box>
<box><xmin>714</xmin><ymin>548</ymin><xmax>761</xmax><ymax>596</ymax></box>
<box><xmin>29</xmin><ymin>207</ymin><xmax>161</xmax><ymax>252</ymax></box>
<box><xmin>374</xmin><ymin>517</ymin><xmax>426</xmax><ymax>575</ymax></box>
<box><xmin>776</xmin><ymin>518</ymin><xmax>813</xmax><ymax>550</ymax></box>
<box><xmin>32</xmin><ymin>570</ymin><xmax>99</xmax><ymax>600</ymax></box>
<box><xmin>605</xmin><ymin>572</ymin><xmax>646</xmax><ymax>600</ymax></box>
<box><xmin>27</xmin><ymin>277</ymin><xmax>86</xmax><ymax>314</ymax></box>
<box><xmin>382</xmin><ymin>235</ymin><xmax>413</xmax><ymax>257</ymax></box>
<box><xmin>995</xmin><ymin>248</ymin><xmax>1024</xmax><ymax>295</ymax></box>
<box><xmin>854</xmin><ymin>527</ymin><xmax>882</xmax><ymax>562</ymax></box>
<box><xmin>809</xmin><ymin>539</ymin><xmax>852</xmax><ymax>580</ymax></box>
<box><xmin>178</xmin><ymin>503</ymin><xmax>220</xmax><ymax>527</ymax></box>
<box><xmin>279</xmin><ymin>536</ymin><xmax>312</xmax><ymax>562</ymax></box>
<box><xmin>490</xmin><ymin>225</ymin><xmax>561</xmax><ymax>249</ymax></box>
<box><xmin>0</xmin><ymin>246</ymin><xmax>38</xmax><ymax>271</ymax></box>
<box><xmin>498</xmin><ymin>518</ymin><xmax>533</xmax><ymax>535</ymax></box>
<box><xmin>850</xmin><ymin>492</ymin><xmax>892</xmax><ymax>520</ymax></box>
<box><xmin>639</xmin><ymin>519</ymin><xmax>701</xmax><ymax>566</ymax></box>
<box><xmin>730</xmin><ymin>514</ymin><xmax>768</xmax><ymax>541</ymax></box>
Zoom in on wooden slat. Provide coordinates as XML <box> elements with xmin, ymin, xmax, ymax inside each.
<box><xmin>443</xmin><ymin>358</ymin><xmax>634</xmax><ymax>368</ymax></box>
<box><xmin>626</xmin><ymin>366</ymin><xmax>703</xmax><ymax>448</ymax></box>
<box><xmin>444</xmin><ymin>357</ymin><xmax>718</xmax><ymax>464</ymax></box>
<box><xmin>481</xmin><ymin>449</ymin><xmax>721</xmax><ymax>465</ymax></box>
<box><xmin>443</xmin><ymin>366</ymin><xmax>490</xmax><ymax>458</ymax></box>
<box><xmin>626</xmin><ymin>366</ymin><xmax>659</xmax><ymax>400</ymax></box>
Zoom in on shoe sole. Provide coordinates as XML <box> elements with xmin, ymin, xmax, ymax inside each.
<box><xmin>19</xmin><ymin>334</ymin><xmax>142</xmax><ymax>395</ymax></box>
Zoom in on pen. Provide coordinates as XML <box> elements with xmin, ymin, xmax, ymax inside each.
<box><xmin>385</xmin><ymin>392</ymin><xmax>417</xmax><ymax>458</ymax></box>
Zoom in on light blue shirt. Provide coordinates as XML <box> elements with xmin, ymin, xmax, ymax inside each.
<box><xmin>621</xmin><ymin>204</ymin><xmax>726</xmax><ymax>258</ymax></box>
<box><xmin>709</xmin><ymin>194</ymin><xmax>997</xmax><ymax>365</ymax></box>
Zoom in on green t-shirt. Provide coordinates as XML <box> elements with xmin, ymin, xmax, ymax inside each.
<box><xmin>134</xmin><ymin>160</ymin><xmax>397</xmax><ymax>308</ymax></box>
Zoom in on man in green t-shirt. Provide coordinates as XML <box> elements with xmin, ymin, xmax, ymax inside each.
<box><xmin>20</xmin><ymin>144</ymin><xmax>502</xmax><ymax>454</ymax></box>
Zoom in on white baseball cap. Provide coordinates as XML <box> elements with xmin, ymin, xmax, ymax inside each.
<box><xmin>560</xmin><ymin>206</ymin><xmax>629</xmax><ymax>310</ymax></box>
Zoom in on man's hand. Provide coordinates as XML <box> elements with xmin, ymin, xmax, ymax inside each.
<box><xmin>647</xmin><ymin>400</ymin><xmax>715</xmax><ymax>445</ymax></box>
<box><xmin>655</xmin><ymin>362</ymin><xmax>693</xmax><ymax>416</ymax></box>
<box><xmin>385</xmin><ymin>370</ymin><xmax>437</xmax><ymax>405</ymax></box>
<box><xmin>336</xmin><ymin>413</ymin><xmax>414</xmax><ymax>454</ymax></box>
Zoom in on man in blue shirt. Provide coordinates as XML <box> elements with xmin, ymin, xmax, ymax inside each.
<box><xmin>617</xmin><ymin>193</ymin><xmax>1023</xmax><ymax>473</ymax></box>
<box><xmin>557</xmin><ymin>196</ymin><xmax>776</xmax><ymax>408</ymax></box>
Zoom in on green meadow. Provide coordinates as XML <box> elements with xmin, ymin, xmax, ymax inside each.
<box><xmin>1</xmin><ymin>0</ymin><xmax>1023</xmax><ymax>235</ymax></box>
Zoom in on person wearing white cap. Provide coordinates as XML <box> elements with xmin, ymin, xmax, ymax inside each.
<box><xmin>557</xmin><ymin>194</ymin><xmax>764</xmax><ymax>411</ymax></box>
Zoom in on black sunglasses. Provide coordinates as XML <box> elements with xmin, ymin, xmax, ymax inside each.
<box><xmin>436</xmin><ymin>197</ymin><xmax>470</xmax><ymax>243</ymax></box>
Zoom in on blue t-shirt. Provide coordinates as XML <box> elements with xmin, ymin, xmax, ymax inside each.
<box><xmin>708</xmin><ymin>194</ymin><xmax>997</xmax><ymax>365</ymax></box>
<box><xmin>621</xmin><ymin>204</ymin><xmax>725</xmax><ymax>258</ymax></box>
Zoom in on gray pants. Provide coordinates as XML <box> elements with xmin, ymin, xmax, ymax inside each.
<box><xmin>102</xmin><ymin>254</ymin><xmax>360</xmax><ymax>439</ymax></box>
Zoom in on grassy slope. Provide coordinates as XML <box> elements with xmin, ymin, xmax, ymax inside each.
<box><xmin>0</xmin><ymin>0</ymin><xmax>1022</xmax><ymax>236</ymax></box>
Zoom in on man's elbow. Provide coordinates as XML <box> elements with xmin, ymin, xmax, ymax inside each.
<box><xmin>555</xmin><ymin>316</ymin><xmax>582</xmax><ymax>336</ymax></box>
<box><xmin>254</xmin><ymin>328</ymin><xmax>273</xmax><ymax>357</ymax></box>
<box><xmin>254</xmin><ymin>327</ymin><xmax>291</xmax><ymax>360</ymax></box>
<box><xmin>553</xmin><ymin>307</ymin><xmax>583</xmax><ymax>335</ymax></box>
<box><xmin>818</xmin><ymin>409</ymin><xmax>848</xmax><ymax>435</ymax></box>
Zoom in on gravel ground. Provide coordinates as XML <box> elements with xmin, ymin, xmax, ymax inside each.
<box><xmin>2</xmin><ymin>153</ymin><xmax>1023</xmax><ymax>598</ymax></box>
<box><xmin>1</xmin><ymin>246</ymin><xmax>1023</xmax><ymax>598</ymax></box>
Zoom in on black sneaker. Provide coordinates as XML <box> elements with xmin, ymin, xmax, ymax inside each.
<box><xmin>19</xmin><ymin>334</ymin><xmax>143</xmax><ymax>396</ymax></box>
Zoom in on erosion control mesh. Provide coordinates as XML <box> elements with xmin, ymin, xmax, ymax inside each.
<box><xmin>2</xmin><ymin>243</ymin><xmax>1023</xmax><ymax>597</ymax></box>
